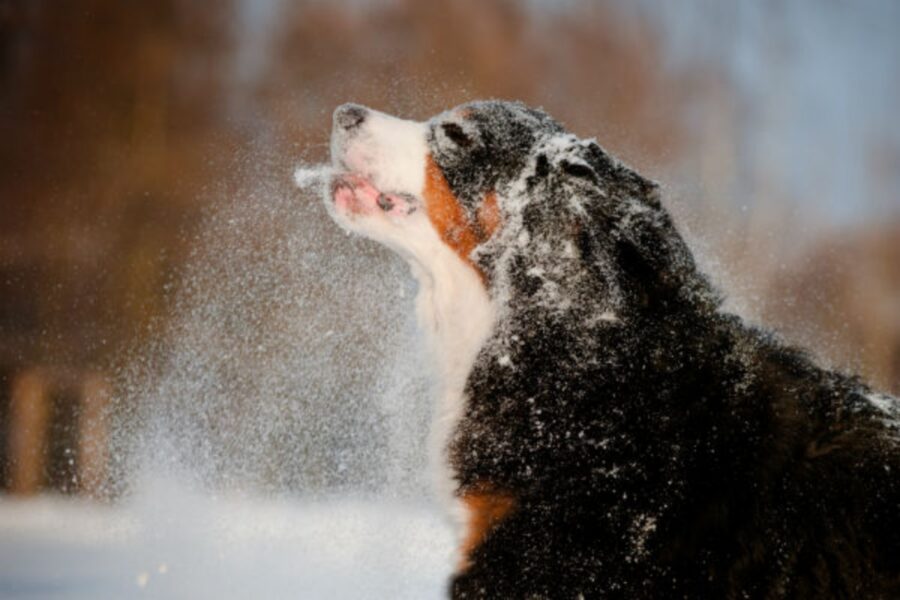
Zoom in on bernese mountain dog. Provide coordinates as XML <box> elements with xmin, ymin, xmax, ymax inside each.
<box><xmin>321</xmin><ymin>100</ymin><xmax>900</xmax><ymax>598</ymax></box>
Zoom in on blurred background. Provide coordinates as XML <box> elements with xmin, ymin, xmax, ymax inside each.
<box><xmin>0</xmin><ymin>0</ymin><xmax>898</xmax><ymax>500</ymax></box>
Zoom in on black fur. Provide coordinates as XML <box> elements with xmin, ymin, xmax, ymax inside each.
<box><xmin>432</xmin><ymin>101</ymin><xmax>900</xmax><ymax>599</ymax></box>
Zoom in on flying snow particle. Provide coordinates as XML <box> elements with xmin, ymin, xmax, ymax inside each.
<box><xmin>293</xmin><ymin>165</ymin><xmax>333</xmax><ymax>190</ymax></box>
<box><xmin>136</xmin><ymin>572</ymin><xmax>149</xmax><ymax>588</ymax></box>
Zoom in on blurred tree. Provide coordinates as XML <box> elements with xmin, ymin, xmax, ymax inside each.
<box><xmin>0</xmin><ymin>0</ymin><xmax>238</xmax><ymax>370</ymax></box>
<box><xmin>763</xmin><ymin>223</ymin><xmax>900</xmax><ymax>395</ymax></box>
<box><xmin>262</xmin><ymin>0</ymin><xmax>681</xmax><ymax>169</ymax></box>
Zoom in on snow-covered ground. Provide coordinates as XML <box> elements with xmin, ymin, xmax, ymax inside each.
<box><xmin>0</xmin><ymin>481</ymin><xmax>454</xmax><ymax>600</ymax></box>
<box><xmin>26</xmin><ymin>178</ymin><xmax>457</xmax><ymax>599</ymax></box>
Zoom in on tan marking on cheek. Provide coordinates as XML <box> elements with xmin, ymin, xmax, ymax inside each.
<box><xmin>424</xmin><ymin>155</ymin><xmax>481</xmax><ymax>262</ymax></box>
<box><xmin>458</xmin><ymin>487</ymin><xmax>516</xmax><ymax>572</ymax></box>
<box><xmin>423</xmin><ymin>156</ymin><xmax>503</xmax><ymax>274</ymax></box>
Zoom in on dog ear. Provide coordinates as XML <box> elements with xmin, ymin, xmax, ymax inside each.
<box><xmin>610</xmin><ymin>199</ymin><xmax>719</xmax><ymax>313</ymax></box>
<box><xmin>573</xmin><ymin>141</ymin><xmax>720</xmax><ymax>314</ymax></box>
<box><xmin>489</xmin><ymin>138</ymin><xmax>718</xmax><ymax>316</ymax></box>
<box><xmin>579</xmin><ymin>140</ymin><xmax>661</xmax><ymax>209</ymax></box>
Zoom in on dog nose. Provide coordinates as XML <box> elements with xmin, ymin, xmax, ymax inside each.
<box><xmin>334</xmin><ymin>103</ymin><xmax>369</xmax><ymax>132</ymax></box>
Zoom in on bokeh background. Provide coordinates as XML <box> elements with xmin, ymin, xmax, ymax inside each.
<box><xmin>0</xmin><ymin>0</ymin><xmax>898</xmax><ymax>499</ymax></box>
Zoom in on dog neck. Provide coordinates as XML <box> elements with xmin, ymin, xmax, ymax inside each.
<box><xmin>408</xmin><ymin>247</ymin><xmax>494</xmax><ymax>393</ymax></box>
<box><xmin>406</xmin><ymin>241</ymin><xmax>494</xmax><ymax>524</ymax></box>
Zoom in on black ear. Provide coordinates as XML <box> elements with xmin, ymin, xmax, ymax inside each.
<box><xmin>580</xmin><ymin>140</ymin><xmax>662</xmax><ymax>209</ymax></box>
<box><xmin>574</xmin><ymin>141</ymin><xmax>719</xmax><ymax>314</ymax></box>
<box><xmin>612</xmin><ymin>200</ymin><xmax>720</xmax><ymax>314</ymax></box>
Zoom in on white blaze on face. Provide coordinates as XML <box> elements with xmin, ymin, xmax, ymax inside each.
<box><xmin>327</xmin><ymin>104</ymin><xmax>496</xmax><ymax>375</ymax></box>
<box><xmin>326</xmin><ymin>104</ymin><xmax>497</xmax><ymax>526</ymax></box>
<box><xmin>331</xmin><ymin>107</ymin><xmax>429</xmax><ymax>198</ymax></box>
<box><xmin>327</xmin><ymin>106</ymin><xmax>433</xmax><ymax>258</ymax></box>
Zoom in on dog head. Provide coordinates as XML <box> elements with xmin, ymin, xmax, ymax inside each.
<box><xmin>327</xmin><ymin>100</ymin><xmax>717</xmax><ymax>327</ymax></box>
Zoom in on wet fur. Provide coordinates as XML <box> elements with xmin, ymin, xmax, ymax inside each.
<box><xmin>326</xmin><ymin>100</ymin><xmax>900</xmax><ymax>599</ymax></box>
<box><xmin>437</xmin><ymin>102</ymin><xmax>900</xmax><ymax>598</ymax></box>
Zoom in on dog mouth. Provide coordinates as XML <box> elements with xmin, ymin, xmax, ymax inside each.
<box><xmin>330</xmin><ymin>173</ymin><xmax>418</xmax><ymax>217</ymax></box>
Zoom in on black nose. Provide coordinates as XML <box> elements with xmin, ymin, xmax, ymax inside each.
<box><xmin>334</xmin><ymin>103</ymin><xmax>368</xmax><ymax>132</ymax></box>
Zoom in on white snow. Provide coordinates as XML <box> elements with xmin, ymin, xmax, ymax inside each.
<box><xmin>865</xmin><ymin>392</ymin><xmax>900</xmax><ymax>418</ymax></box>
<box><xmin>0</xmin><ymin>480</ymin><xmax>454</xmax><ymax>600</ymax></box>
<box><xmin>864</xmin><ymin>392</ymin><xmax>900</xmax><ymax>438</ymax></box>
<box><xmin>293</xmin><ymin>165</ymin><xmax>334</xmax><ymax>189</ymax></box>
<box><xmin>66</xmin><ymin>158</ymin><xmax>457</xmax><ymax>599</ymax></box>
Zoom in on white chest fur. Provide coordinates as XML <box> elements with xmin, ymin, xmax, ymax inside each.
<box><xmin>405</xmin><ymin>231</ymin><xmax>495</xmax><ymax>527</ymax></box>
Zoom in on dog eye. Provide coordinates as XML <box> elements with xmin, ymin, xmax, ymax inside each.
<box><xmin>441</xmin><ymin>123</ymin><xmax>474</xmax><ymax>148</ymax></box>
<box><xmin>561</xmin><ymin>160</ymin><xmax>597</xmax><ymax>181</ymax></box>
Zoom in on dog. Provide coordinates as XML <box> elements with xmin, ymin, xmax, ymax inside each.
<box><xmin>322</xmin><ymin>100</ymin><xmax>900</xmax><ymax>598</ymax></box>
